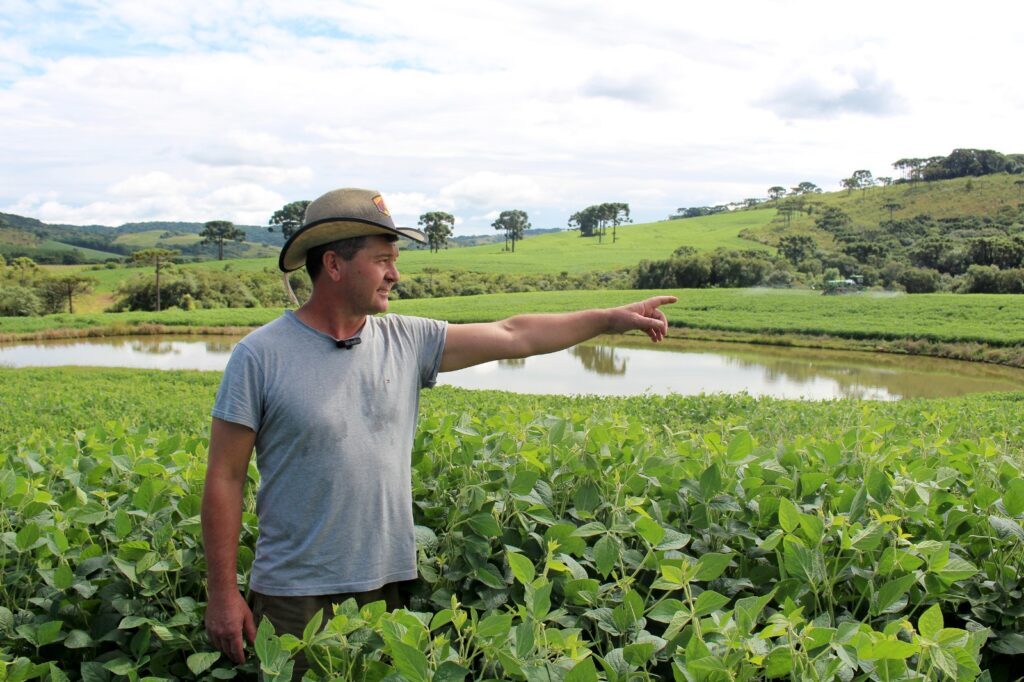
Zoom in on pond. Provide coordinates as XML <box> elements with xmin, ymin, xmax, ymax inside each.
<box><xmin>3</xmin><ymin>334</ymin><xmax>1024</xmax><ymax>400</ymax></box>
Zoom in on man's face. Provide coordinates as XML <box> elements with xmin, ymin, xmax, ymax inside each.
<box><xmin>336</xmin><ymin>235</ymin><xmax>400</xmax><ymax>315</ymax></box>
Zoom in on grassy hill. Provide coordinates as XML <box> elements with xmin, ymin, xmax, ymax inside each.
<box><xmin>110</xmin><ymin>229</ymin><xmax>278</xmax><ymax>257</ymax></box>
<box><xmin>748</xmin><ymin>173</ymin><xmax>1024</xmax><ymax>247</ymax></box>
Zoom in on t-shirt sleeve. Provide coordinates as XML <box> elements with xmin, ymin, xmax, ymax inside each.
<box><xmin>404</xmin><ymin>316</ymin><xmax>448</xmax><ymax>389</ymax></box>
<box><xmin>211</xmin><ymin>343</ymin><xmax>264</xmax><ymax>431</ymax></box>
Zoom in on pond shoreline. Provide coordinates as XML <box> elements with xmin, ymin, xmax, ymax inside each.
<box><xmin>3</xmin><ymin>321</ymin><xmax>1023</xmax><ymax>369</ymax></box>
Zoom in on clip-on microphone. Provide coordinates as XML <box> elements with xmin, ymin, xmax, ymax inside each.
<box><xmin>336</xmin><ymin>337</ymin><xmax>362</xmax><ymax>350</ymax></box>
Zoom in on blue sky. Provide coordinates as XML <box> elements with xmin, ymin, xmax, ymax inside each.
<box><xmin>1</xmin><ymin>1</ymin><xmax>1022</xmax><ymax>235</ymax></box>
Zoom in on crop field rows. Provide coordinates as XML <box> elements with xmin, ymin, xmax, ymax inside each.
<box><xmin>1</xmin><ymin>368</ymin><xmax>1023</xmax><ymax>680</ymax></box>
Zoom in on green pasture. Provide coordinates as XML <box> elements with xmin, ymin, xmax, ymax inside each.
<box><xmin>1</xmin><ymin>367</ymin><xmax>1022</xmax><ymax>678</ymax></box>
<box><xmin>2</xmin><ymin>289</ymin><xmax>1023</xmax><ymax>349</ymax></box>
<box><xmin>752</xmin><ymin>173</ymin><xmax>1024</xmax><ymax>244</ymax></box>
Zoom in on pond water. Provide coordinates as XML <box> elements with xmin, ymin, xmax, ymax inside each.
<box><xmin>3</xmin><ymin>334</ymin><xmax>1024</xmax><ymax>400</ymax></box>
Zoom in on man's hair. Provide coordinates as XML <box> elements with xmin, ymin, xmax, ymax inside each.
<box><xmin>305</xmin><ymin>234</ymin><xmax>398</xmax><ymax>283</ymax></box>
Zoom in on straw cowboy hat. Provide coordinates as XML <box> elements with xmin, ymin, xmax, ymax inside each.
<box><xmin>278</xmin><ymin>188</ymin><xmax>428</xmax><ymax>272</ymax></box>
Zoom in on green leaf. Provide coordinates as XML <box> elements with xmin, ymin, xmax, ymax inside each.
<box><xmin>648</xmin><ymin>599</ymin><xmax>685</xmax><ymax>623</ymax></box>
<box><xmin>989</xmin><ymin>515</ymin><xmax>1024</xmax><ymax>542</ymax></box>
<box><xmin>186</xmin><ymin>652</ymin><xmax>221</xmax><ymax>676</ymax></box>
<box><xmin>593</xmin><ymin>535</ymin><xmax>620</xmax><ymax>578</ymax></box>
<box><xmin>623</xmin><ymin>642</ymin><xmax>657</xmax><ymax>666</ymax></box>
<box><xmin>507</xmin><ymin>552</ymin><xmax>535</xmax><ymax>585</ymax></box>
<box><xmin>1004</xmin><ymin>478</ymin><xmax>1024</xmax><ymax>516</ymax></box>
<box><xmin>693</xmin><ymin>590</ymin><xmax>730</xmax><ymax>617</ymax></box>
<box><xmin>932</xmin><ymin>555</ymin><xmax>978</xmax><ymax>584</ymax></box>
<box><xmin>874</xmin><ymin>574</ymin><xmax>916</xmax><ymax>615</ymax></box>
<box><xmin>15</xmin><ymin>523</ymin><xmax>40</xmax><ymax>552</ymax></box>
<box><xmin>863</xmin><ymin>639</ymin><xmax>920</xmax><ymax>660</ymax></box>
<box><xmin>53</xmin><ymin>563</ymin><xmax>74</xmax><ymax>590</ymax></box>
<box><xmin>693</xmin><ymin>552</ymin><xmax>731</xmax><ymax>581</ymax></box>
<box><xmin>433</xmin><ymin>661</ymin><xmax>470</xmax><ymax>682</ymax></box>
<box><xmin>699</xmin><ymin>464</ymin><xmax>723</xmax><ymax>500</ymax></box>
<box><xmin>35</xmin><ymin>620</ymin><xmax>63</xmax><ymax>646</ymax></box>
<box><xmin>510</xmin><ymin>470</ymin><xmax>540</xmax><ymax>495</ymax></box>
<box><xmin>476</xmin><ymin>613</ymin><xmax>512</xmax><ymax>641</ymax></box>
<box><xmin>389</xmin><ymin>639</ymin><xmax>429</xmax><ymax>682</ymax></box>
<box><xmin>726</xmin><ymin>430</ymin><xmax>753</xmax><ymax>459</ymax></box>
<box><xmin>474</xmin><ymin>563</ymin><xmax>506</xmax><ymax>589</ymax></box>
<box><xmin>918</xmin><ymin>604</ymin><xmax>943</xmax><ymax>640</ymax></box>
<box><xmin>849</xmin><ymin>484</ymin><xmax>867</xmax><ymax>522</ymax></box>
<box><xmin>778</xmin><ymin>498</ymin><xmax>800</xmax><ymax>534</ymax></box>
<box><xmin>634</xmin><ymin>517</ymin><xmax>664</xmax><ymax>546</ymax></box>
<box><xmin>866</xmin><ymin>469</ymin><xmax>892</xmax><ymax>503</ymax></box>
<box><xmin>467</xmin><ymin>512</ymin><xmax>501</xmax><ymax>538</ymax></box>
<box><xmin>63</xmin><ymin>629</ymin><xmax>93</xmax><ymax>649</ymax></box>
<box><xmin>564</xmin><ymin>656</ymin><xmax>598</xmax><ymax>682</ymax></box>
<box><xmin>573</xmin><ymin>483</ymin><xmax>601</xmax><ymax>514</ymax></box>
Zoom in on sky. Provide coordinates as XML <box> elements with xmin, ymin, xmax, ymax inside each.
<box><xmin>1</xmin><ymin>1</ymin><xmax>1022</xmax><ymax>236</ymax></box>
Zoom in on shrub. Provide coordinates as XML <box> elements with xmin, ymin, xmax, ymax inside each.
<box><xmin>0</xmin><ymin>284</ymin><xmax>44</xmax><ymax>316</ymax></box>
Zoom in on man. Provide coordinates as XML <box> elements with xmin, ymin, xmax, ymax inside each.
<box><xmin>202</xmin><ymin>188</ymin><xmax>675</xmax><ymax>672</ymax></box>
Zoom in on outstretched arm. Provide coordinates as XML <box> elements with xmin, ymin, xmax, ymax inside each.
<box><xmin>440</xmin><ymin>295</ymin><xmax>677</xmax><ymax>372</ymax></box>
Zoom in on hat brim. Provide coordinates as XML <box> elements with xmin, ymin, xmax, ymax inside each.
<box><xmin>279</xmin><ymin>218</ymin><xmax>428</xmax><ymax>272</ymax></box>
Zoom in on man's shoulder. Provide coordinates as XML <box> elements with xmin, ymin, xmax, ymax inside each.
<box><xmin>237</xmin><ymin>313</ymin><xmax>298</xmax><ymax>351</ymax></box>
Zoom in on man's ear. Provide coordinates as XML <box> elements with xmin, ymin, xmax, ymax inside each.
<box><xmin>322</xmin><ymin>250</ymin><xmax>344</xmax><ymax>283</ymax></box>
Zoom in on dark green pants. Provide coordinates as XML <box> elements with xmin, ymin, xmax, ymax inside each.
<box><xmin>250</xmin><ymin>583</ymin><xmax>406</xmax><ymax>680</ymax></box>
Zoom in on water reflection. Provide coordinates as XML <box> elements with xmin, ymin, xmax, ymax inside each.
<box><xmin>2</xmin><ymin>334</ymin><xmax>1024</xmax><ymax>400</ymax></box>
<box><xmin>569</xmin><ymin>345</ymin><xmax>627</xmax><ymax>375</ymax></box>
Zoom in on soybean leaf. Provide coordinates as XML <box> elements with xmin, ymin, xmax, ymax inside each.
<box><xmin>467</xmin><ymin>512</ymin><xmax>501</xmax><ymax>538</ymax></box>
<box><xmin>727</xmin><ymin>431</ymin><xmax>753</xmax><ymax>459</ymax></box>
<box><xmin>989</xmin><ymin>515</ymin><xmax>1024</xmax><ymax>542</ymax></box>
<box><xmin>186</xmin><ymin>652</ymin><xmax>220</xmax><ymax>676</ymax></box>
<box><xmin>918</xmin><ymin>604</ymin><xmax>943</xmax><ymax>640</ymax></box>
<box><xmin>476</xmin><ymin>613</ymin><xmax>512</xmax><ymax>641</ymax></box>
<box><xmin>623</xmin><ymin>642</ymin><xmax>657</xmax><ymax>667</ymax></box>
<box><xmin>564</xmin><ymin>656</ymin><xmax>598</xmax><ymax>682</ymax></box>
<box><xmin>694</xmin><ymin>553</ymin><xmax>732</xmax><ymax>581</ymax></box>
<box><xmin>863</xmin><ymin>639</ymin><xmax>920</xmax><ymax>660</ymax></box>
<box><xmin>593</xmin><ymin>535</ymin><xmax>620</xmax><ymax>578</ymax></box>
<box><xmin>866</xmin><ymin>469</ymin><xmax>892</xmax><ymax>503</ymax></box>
<box><xmin>390</xmin><ymin>639</ymin><xmax>429</xmax><ymax>682</ymax></box>
<box><xmin>510</xmin><ymin>470</ymin><xmax>540</xmax><ymax>495</ymax></box>
<box><xmin>648</xmin><ymin>599</ymin><xmax>686</xmax><ymax>623</ymax></box>
<box><xmin>1004</xmin><ymin>478</ymin><xmax>1024</xmax><ymax>516</ymax></box>
<box><xmin>433</xmin><ymin>661</ymin><xmax>469</xmax><ymax>682</ymax></box>
<box><xmin>699</xmin><ymin>464</ymin><xmax>723</xmax><ymax>500</ymax></box>
<box><xmin>778</xmin><ymin>498</ymin><xmax>800</xmax><ymax>534</ymax></box>
<box><xmin>693</xmin><ymin>590</ymin><xmax>730</xmax><ymax>617</ymax></box>
<box><xmin>634</xmin><ymin>517</ymin><xmax>665</xmax><ymax>546</ymax></box>
<box><xmin>874</xmin><ymin>574</ymin><xmax>916</xmax><ymax>616</ymax></box>
<box><xmin>931</xmin><ymin>555</ymin><xmax>978</xmax><ymax>584</ymax></box>
<box><xmin>507</xmin><ymin>552</ymin><xmax>535</xmax><ymax>585</ymax></box>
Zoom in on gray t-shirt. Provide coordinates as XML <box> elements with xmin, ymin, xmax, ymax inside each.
<box><xmin>211</xmin><ymin>310</ymin><xmax>447</xmax><ymax>596</ymax></box>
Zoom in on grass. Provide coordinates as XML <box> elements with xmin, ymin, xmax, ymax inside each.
<box><xmin>2</xmin><ymin>288</ymin><xmax>1023</xmax><ymax>349</ymax></box>
<box><xmin>751</xmin><ymin>173</ymin><xmax>1024</xmax><ymax>244</ymax></box>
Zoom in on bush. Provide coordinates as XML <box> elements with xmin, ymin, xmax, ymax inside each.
<box><xmin>0</xmin><ymin>285</ymin><xmax>44</xmax><ymax>316</ymax></box>
<box><xmin>960</xmin><ymin>265</ymin><xmax>1024</xmax><ymax>293</ymax></box>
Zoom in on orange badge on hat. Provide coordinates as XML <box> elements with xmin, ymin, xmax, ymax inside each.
<box><xmin>373</xmin><ymin>195</ymin><xmax>391</xmax><ymax>217</ymax></box>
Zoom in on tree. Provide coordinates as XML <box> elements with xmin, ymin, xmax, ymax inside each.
<box><xmin>840</xmin><ymin>177</ymin><xmax>857</xmax><ymax>195</ymax></box>
<box><xmin>8</xmin><ymin>257</ymin><xmax>40</xmax><ymax>286</ymax></box>
<box><xmin>851</xmin><ymin>170</ymin><xmax>874</xmax><ymax>192</ymax></box>
<box><xmin>790</xmin><ymin>181</ymin><xmax>822</xmax><ymax>195</ymax></box>
<box><xmin>568</xmin><ymin>206</ymin><xmax>600</xmax><ymax>237</ymax></box>
<box><xmin>200</xmin><ymin>220</ymin><xmax>246</xmax><ymax>260</ymax></box>
<box><xmin>39</xmin><ymin>274</ymin><xmax>97</xmax><ymax>314</ymax></box>
<box><xmin>131</xmin><ymin>248</ymin><xmax>178</xmax><ymax>311</ymax></box>
<box><xmin>778</xmin><ymin>235</ymin><xmax>816</xmax><ymax>265</ymax></box>
<box><xmin>767</xmin><ymin>186</ymin><xmax>786</xmax><ymax>200</ymax></box>
<box><xmin>882</xmin><ymin>202</ymin><xmax>903</xmax><ymax>221</ymax></box>
<box><xmin>418</xmin><ymin>212</ymin><xmax>455</xmax><ymax>253</ymax></box>
<box><xmin>491</xmin><ymin>210</ymin><xmax>531</xmax><ymax>252</ymax></box>
<box><xmin>877</xmin><ymin>176</ymin><xmax>893</xmax><ymax>187</ymax></box>
<box><xmin>602</xmin><ymin>202</ymin><xmax>630</xmax><ymax>243</ymax></box>
<box><xmin>268</xmin><ymin>200</ymin><xmax>311</xmax><ymax>240</ymax></box>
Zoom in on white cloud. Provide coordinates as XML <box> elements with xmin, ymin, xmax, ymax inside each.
<box><xmin>1</xmin><ymin>1</ymin><xmax>1022</xmax><ymax>233</ymax></box>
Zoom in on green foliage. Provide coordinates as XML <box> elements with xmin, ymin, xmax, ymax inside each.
<box><xmin>492</xmin><ymin>210</ymin><xmax>531</xmax><ymax>252</ymax></box>
<box><xmin>268</xmin><ymin>200</ymin><xmax>310</xmax><ymax>241</ymax></box>
<box><xmin>0</xmin><ymin>284</ymin><xmax>44</xmax><ymax>316</ymax></box>
<box><xmin>111</xmin><ymin>267</ymin><xmax>301</xmax><ymax>311</ymax></box>
<box><xmin>633</xmin><ymin>249</ymin><xmax>781</xmax><ymax>289</ymax></box>
<box><xmin>2</xmin><ymin>368</ymin><xmax>1023</xmax><ymax>678</ymax></box>
<box><xmin>198</xmin><ymin>221</ymin><xmax>246</xmax><ymax>261</ymax></box>
<box><xmin>418</xmin><ymin>212</ymin><xmax>455</xmax><ymax>253</ymax></box>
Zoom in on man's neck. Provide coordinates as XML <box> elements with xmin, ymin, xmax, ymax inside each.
<box><xmin>294</xmin><ymin>295</ymin><xmax>366</xmax><ymax>341</ymax></box>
